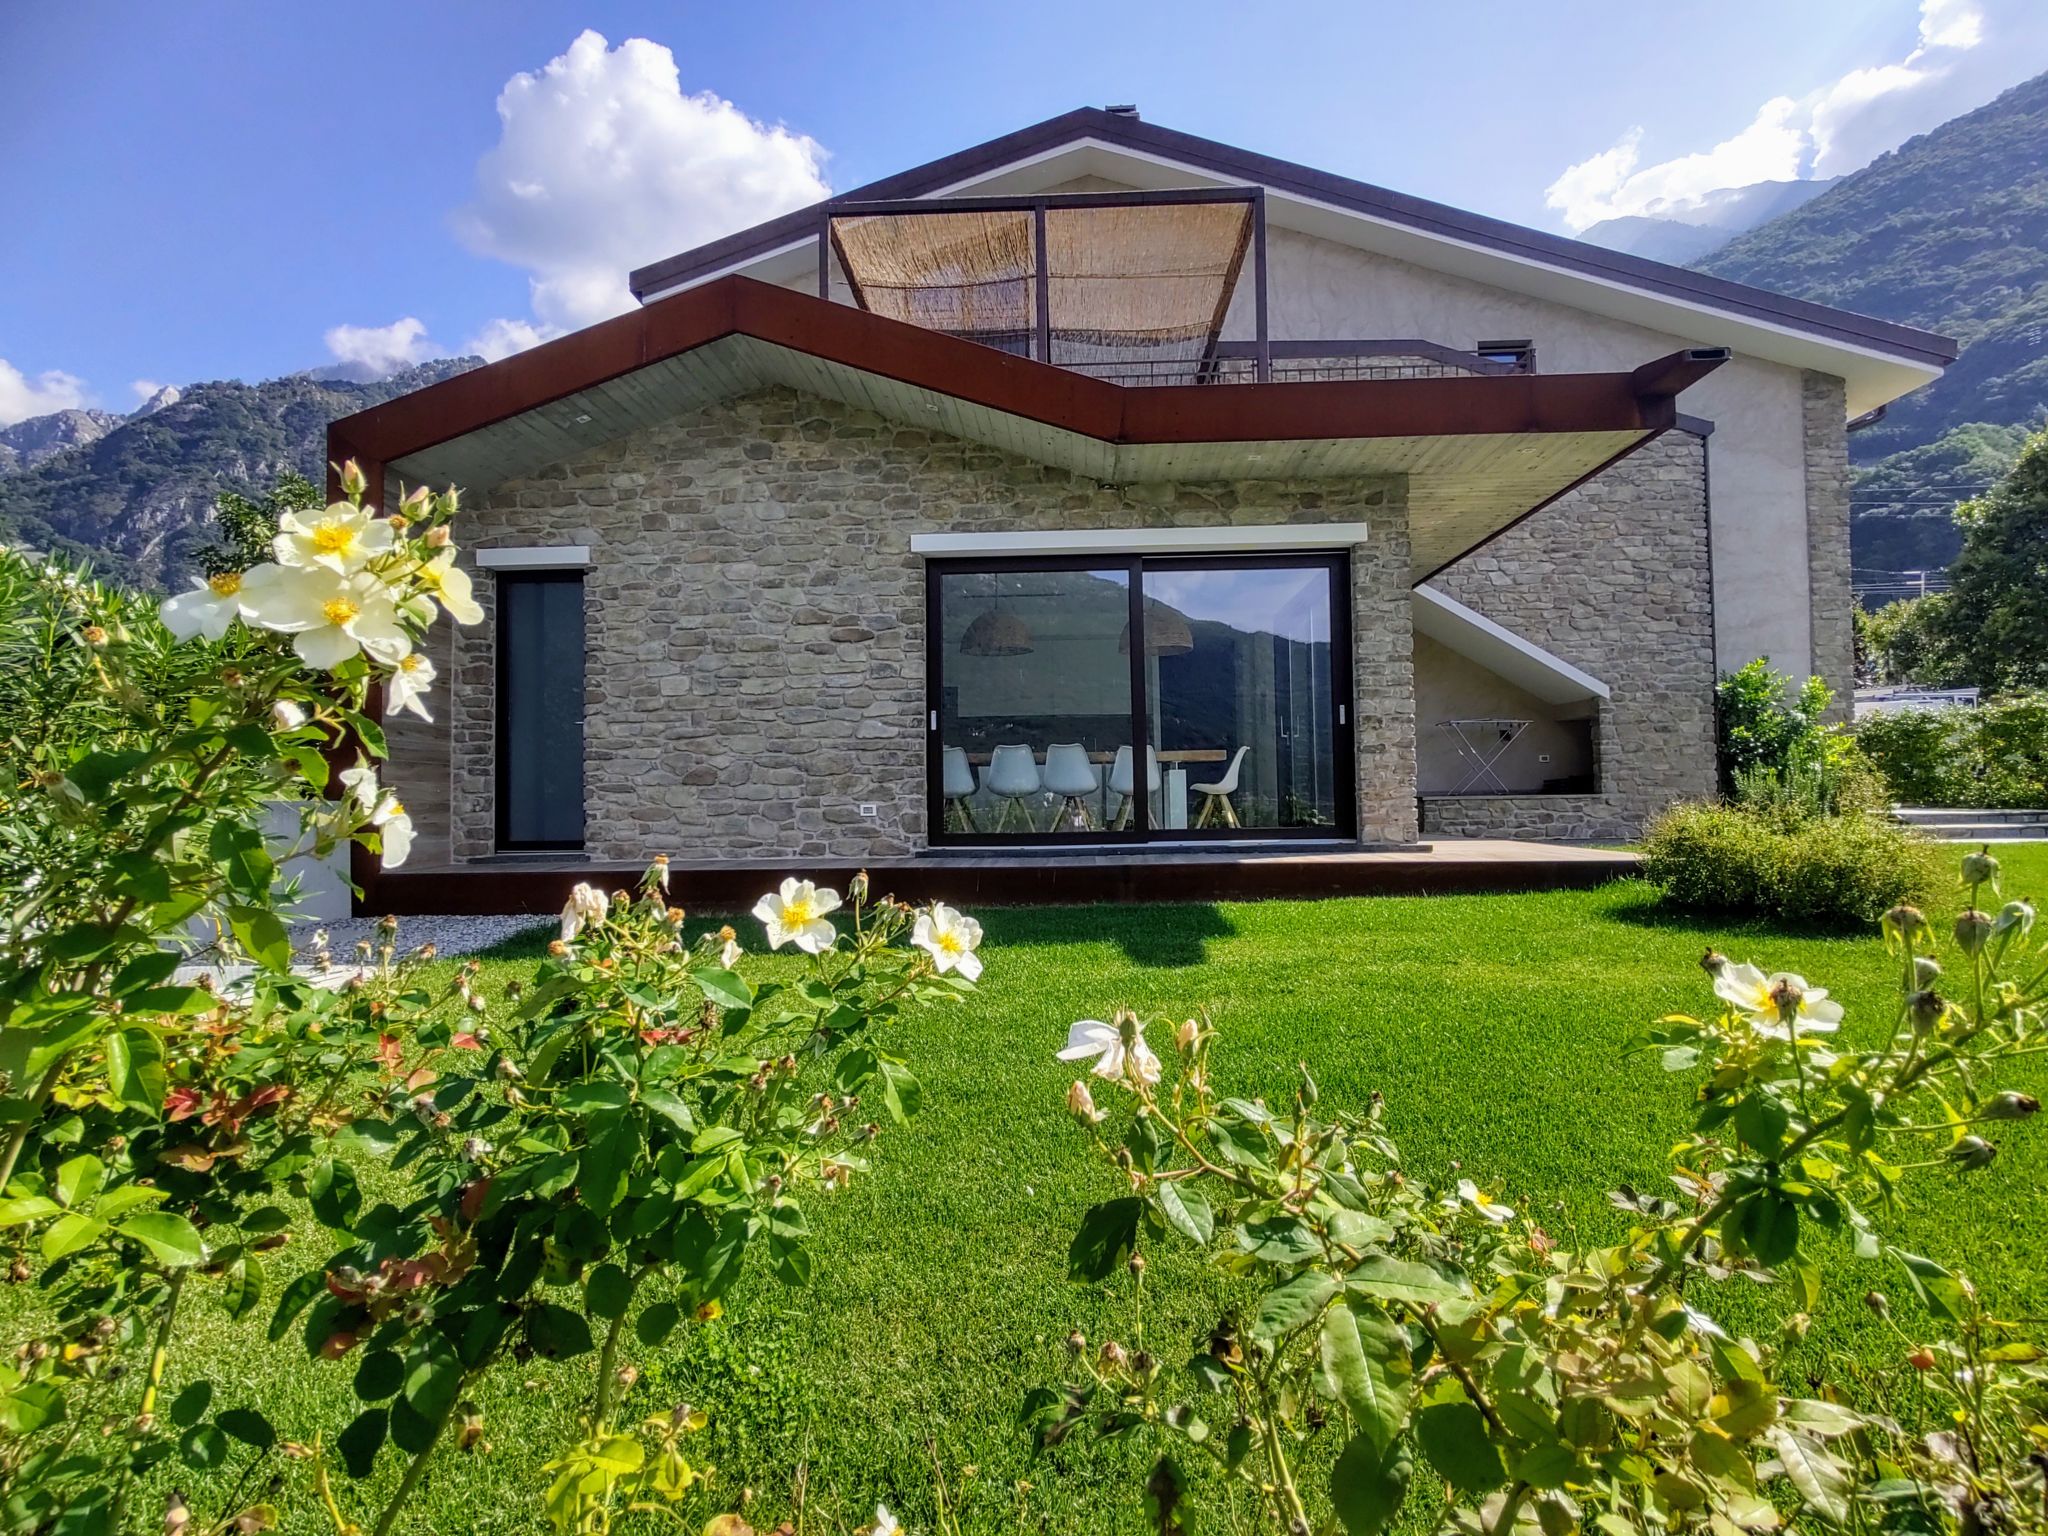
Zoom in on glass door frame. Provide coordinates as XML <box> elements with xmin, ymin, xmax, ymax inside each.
<box><xmin>923</xmin><ymin>551</ymin><xmax>1355</xmax><ymax>847</ymax></box>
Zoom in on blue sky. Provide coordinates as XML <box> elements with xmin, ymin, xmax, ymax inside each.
<box><xmin>2</xmin><ymin>0</ymin><xmax>2044</xmax><ymax>422</ymax></box>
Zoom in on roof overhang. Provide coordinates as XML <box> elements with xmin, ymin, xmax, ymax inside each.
<box><xmin>1413</xmin><ymin>584</ymin><xmax>1609</xmax><ymax>705</ymax></box>
<box><xmin>330</xmin><ymin>276</ymin><xmax>1722</xmax><ymax>585</ymax></box>
<box><xmin>628</xmin><ymin>110</ymin><xmax>1953</xmax><ymax>419</ymax></box>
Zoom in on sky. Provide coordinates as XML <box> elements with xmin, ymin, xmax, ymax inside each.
<box><xmin>3</xmin><ymin>0</ymin><xmax>2045</xmax><ymax>426</ymax></box>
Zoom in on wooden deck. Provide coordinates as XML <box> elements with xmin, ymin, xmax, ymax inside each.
<box><xmin>363</xmin><ymin>840</ymin><xmax>1640</xmax><ymax>915</ymax></box>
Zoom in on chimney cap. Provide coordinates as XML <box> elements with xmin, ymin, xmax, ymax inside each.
<box><xmin>1104</xmin><ymin>103</ymin><xmax>1140</xmax><ymax>118</ymax></box>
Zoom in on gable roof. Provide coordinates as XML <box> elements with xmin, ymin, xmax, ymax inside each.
<box><xmin>629</xmin><ymin>108</ymin><xmax>1954</xmax><ymax>416</ymax></box>
<box><xmin>329</xmin><ymin>275</ymin><xmax>1721</xmax><ymax>584</ymax></box>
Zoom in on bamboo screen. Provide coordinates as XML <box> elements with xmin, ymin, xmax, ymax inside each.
<box><xmin>830</xmin><ymin>200</ymin><xmax>1253</xmax><ymax>379</ymax></box>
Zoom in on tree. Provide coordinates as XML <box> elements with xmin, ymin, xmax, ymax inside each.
<box><xmin>1857</xmin><ymin>592</ymin><xmax>1962</xmax><ymax>687</ymax></box>
<box><xmin>192</xmin><ymin>469</ymin><xmax>322</xmax><ymax>577</ymax></box>
<box><xmin>1936</xmin><ymin>423</ymin><xmax>2048</xmax><ymax>693</ymax></box>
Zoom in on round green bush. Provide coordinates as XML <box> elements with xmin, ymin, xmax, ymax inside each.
<box><xmin>1642</xmin><ymin>800</ymin><xmax>1941</xmax><ymax>927</ymax></box>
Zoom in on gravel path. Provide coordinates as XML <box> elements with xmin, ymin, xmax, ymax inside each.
<box><xmin>172</xmin><ymin>913</ymin><xmax>551</xmax><ymax>990</ymax></box>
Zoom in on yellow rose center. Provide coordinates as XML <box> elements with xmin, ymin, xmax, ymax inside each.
<box><xmin>783</xmin><ymin>897</ymin><xmax>815</xmax><ymax>925</ymax></box>
<box><xmin>322</xmin><ymin>597</ymin><xmax>361</xmax><ymax>626</ymax></box>
<box><xmin>207</xmin><ymin>572</ymin><xmax>242</xmax><ymax>597</ymax></box>
<box><xmin>399</xmin><ymin>654</ymin><xmax>423</xmax><ymax>673</ymax></box>
<box><xmin>386</xmin><ymin>799</ymin><xmax>406</xmax><ymax>818</ymax></box>
<box><xmin>312</xmin><ymin>523</ymin><xmax>355</xmax><ymax>555</ymax></box>
<box><xmin>937</xmin><ymin>931</ymin><xmax>963</xmax><ymax>955</ymax></box>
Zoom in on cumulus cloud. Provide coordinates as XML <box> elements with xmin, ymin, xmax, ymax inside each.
<box><xmin>452</xmin><ymin>30</ymin><xmax>830</xmax><ymax>331</ymax></box>
<box><xmin>324</xmin><ymin>317</ymin><xmax>434</xmax><ymax>374</ymax></box>
<box><xmin>129</xmin><ymin>379</ymin><xmax>166</xmax><ymax>404</ymax></box>
<box><xmin>1546</xmin><ymin>0</ymin><xmax>2048</xmax><ymax>230</ymax></box>
<box><xmin>464</xmin><ymin>317</ymin><xmax>563</xmax><ymax>362</ymax></box>
<box><xmin>0</xmin><ymin>359</ymin><xmax>90</xmax><ymax>426</ymax></box>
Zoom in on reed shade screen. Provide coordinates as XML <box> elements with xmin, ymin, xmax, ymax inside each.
<box><xmin>831</xmin><ymin>200</ymin><xmax>1253</xmax><ymax>377</ymax></box>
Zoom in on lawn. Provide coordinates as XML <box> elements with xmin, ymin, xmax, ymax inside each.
<box><xmin>21</xmin><ymin>847</ymin><xmax>2048</xmax><ymax>1535</ymax></box>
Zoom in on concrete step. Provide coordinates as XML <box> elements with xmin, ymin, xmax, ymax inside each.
<box><xmin>1894</xmin><ymin>805</ymin><xmax>2048</xmax><ymax>825</ymax></box>
<box><xmin>1893</xmin><ymin>817</ymin><xmax>2048</xmax><ymax>842</ymax></box>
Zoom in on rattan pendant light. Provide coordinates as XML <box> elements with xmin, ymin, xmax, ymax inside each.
<box><xmin>960</xmin><ymin>604</ymin><xmax>1035</xmax><ymax>657</ymax></box>
<box><xmin>1120</xmin><ymin>600</ymin><xmax>1194</xmax><ymax>657</ymax></box>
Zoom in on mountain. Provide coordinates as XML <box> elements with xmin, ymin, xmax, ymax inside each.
<box><xmin>1695</xmin><ymin>69</ymin><xmax>2048</xmax><ymax>589</ymax></box>
<box><xmin>0</xmin><ymin>359</ymin><xmax>479</xmax><ymax>590</ymax></box>
<box><xmin>0</xmin><ymin>408</ymin><xmax>123</xmax><ymax>476</ymax></box>
<box><xmin>1581</xmin><ymin>178</ymin><xmax>1839</xmax><ymax>264</ymax></box>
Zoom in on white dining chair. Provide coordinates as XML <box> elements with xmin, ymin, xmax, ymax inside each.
<box><xmin>940</xmin><ymin>746</ymin><xmax>978</xmax><ymax>831</ymax></box>
<box><xmin>1106</xmin><ymin>744</ymin><xmax>1161</xmax><ymax>829</ymax></box>
<box><xmin>1192</xmin><ymin>746</ymin><xmax>1252</xmax><ymax>829</ymax></box>
<box><xmin>1042</xmin><ymin>743</ymin><xmax>1101</xmax><ymax>831</ymax></box>
<box><xmin>986</xmin><ymin>744</ymin><xmax>1044</xmax><ymax>833</ymax></box>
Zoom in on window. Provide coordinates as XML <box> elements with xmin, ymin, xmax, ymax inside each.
<box><xmin>1474</xmin><ymin>339</ymin><xmax>1536</xmax><ymax>373</ymax></box>
<box><xmin>496</xmin><ymin>573</ymin><xmax>585</xmax><ymax>850</ymax></box>
<box><xmin>927</xmin><ymin>554</ymin><xmax>1352</xmax><ymax>843</ymax></box>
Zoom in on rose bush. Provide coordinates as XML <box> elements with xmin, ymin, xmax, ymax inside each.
<box><xmin>0</xmin><ymin>468</ymin><xmax>984</xmax><ymax>1535</ymax></box>
<box><xmin>1032</xmin><ymin>848</ymin><xmax>2045</xmax><ymax>1536</ymax></box>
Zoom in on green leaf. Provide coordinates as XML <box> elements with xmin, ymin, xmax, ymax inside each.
<box><xmin>226</xmin><ymin>906</ymin><xmax>293</xmax><ymax>973</ymax></box>
<box><xmin>636</xmin><ymin>1300</ymin><xmax>680</xmax><ymax>1347</ymax></box>
<box><xmin>306</xmin><ymin>1158</ymin><xmax>362</xmax><ymax>1232</ymax></box>
<box><xmin>270</xmin><ymin>1268</ymin><xmax>327</xmax><ymax>1342</ymax></box>
<box><xmin>640</xmin><ymin>1087</ymin><xmax>696</xmax><ymax>1134</ymax></box>
<box><xmin>118</xmin><ymin>1211</ymin><xmax>205</xmax><ymax>1267</ymax></box>
<box><xmin>402</xmin><ymin>1333</ymin><xmax>463</xmax><ymax>1425</ymax></box>
<box><xmin>1346</xmin><ymin>1255</ymin><xmax>1465</xmax><ymax>1306</ymax></box>
<box><xmin>1331</xmin><ymin>1433</ymin><xmax>1412</xmax><ymax>1536</ymax></box>
<box><xmin>1734</xmin><ymin>1094</ymin><xmax>1791</xmax><ymax>1156</ymax></box>
<box><xmin>0</xmin><ymin>1195</ymin><xmax>61</xmax><ymax>1227</ymax></box>
<box><xmin>105</xmin><ymin>1028</ymin><xmax>166</xmax><ymax>1113</ymax></box>
<box><xmin>586</xmin><ymin>1263</ymin><xmax>633</xmax><ymax>1321</ymax></box>
<box><xmin>692</xmin><ymin>967</ymin><xmax>752</xmax><ymax>1011</ymax></box>
<box><xmin>1254</xmin><ymin>1270</ymin><xmax>1340</xmax><ymax>1341</ymax></box>
<box><xmin>169</xmin><ymin>1380</ymin><xmax>215</xmax><ymax>1428</ymax></box>
<box><xmin>1416</xmin><ymin>1400</ymin><xmax>1508</xmax><ymax>1494</ymax></box>
<box><xmin>337</xmin><ymin>1407</ymin><xmax>387</xmax><ymax>1480</ymax></box>
<box><xmin>579</xmin><ymin>1115</ymin><xmax>639</xmax><ymax>1214</ymax></box>
<box><xmin>93</xmin><ymin>1183</ymin><xmax>167</xmax><ymax>1220</ymax></box>
<box><xmin>526</xmin><ymin>1302</ymin><xmax>595</xmax><ymax>1359</ymax></box>
<box><xmin>42</xmin><ymin>1210</ymin><xmax>108</xmax><ymax>1261</ymax></box>
<box><xmin>1155</xmin><ymin>1182</ymin><xmax>1214</xmax><ymax>1246</ymax></box>
<box><xmin>1069</xmin><ymin>1197</ymin><xmax>1143</xmax><ymax>1282</ymax></box>
<box><xmin>0</xmin><ymin>1381</ymin><xmax>63</xmax><ymax>1436</ymax></box>
<box><xmin>557</xmin><ymin>1082</ymin><xmax>630</xmax><ymax>1114</ymax></box>
<box><xmin>54</xmin><ymin>1153</ymin><xmax>104</xmax><ymax>1208</ymax></box>
<box><xmin>1891</xmin><ymin>1250</ymin><xmax>1972</xmax><ymax>1324</ymax></box>
<box><xmin>180</xmin><ymin>1423</ymin><xmax>230</xmax><ymax>1470</ymax></box>
<box><xmin>355</xmin><ymin>1350</ymin><xmax>404</xmax><ymax>1403</ymax></box>
<box><xmin>1238</xmin><ymin>1214</ymin><xmax>1320</xmax><ymax>1265</ymax></box>
<box><xmin>1725</xmin><ymin>1192</ymin><xmax>1799</xmax><ymax>1267</ymax></box>
<box><xmin>1768</xmin><ymin>1426</ymin><xmax>1850</xmax><ymax>1524</ymax></box>
<box><xmin>1320</xmin><ymin>1305</ymin><xmax>1411</xmax><ymax>1453</ymax></box>
<box><xmin>217</xmin><ymin>1406</ymin><xmax>276</xmax><ymax>1450</ymax></box>
<box><xmin>219</xmin><ymin>1252</ymin><xmax>264</xmax><ymax>1320</ymax></box>
<box><xmin>877</xmin><ymin>1058</ymin><xmax>922</xmax><ymax>1124</ymax></box>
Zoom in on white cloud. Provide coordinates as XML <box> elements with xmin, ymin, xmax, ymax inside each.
<box><xmin>324</xmin><ymin>317</ymin><xmax>434</xmax><ymax>374</ymax></box>
<box><xmin>0</xmin><ymin>359</ymin><xmax>90</xmax><ymax>426</ymax></box>
<box><xmin>1547</xmin><ymin>0</ymin><xmax>2047</xmax><ymax>230</ymax></box>
<box><xmin>129</xmin><ymin>379</ymin><xmax>165</xmax><ymax>404</ymax></box>
<box><xmin>464</xmin><ymin>317</ymin><xmax>562</xmax><ymax>362</ymax></box>
<box><xmin>451</xmin><ymin>30</ymin><xmax>830</xmax><ymax>332</ymax></box>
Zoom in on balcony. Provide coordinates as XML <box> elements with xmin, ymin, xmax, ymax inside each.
<box><xmin>810</xmin><ymin>188</ymin><xmax>1529</xmax><ymax>388</ymax></box>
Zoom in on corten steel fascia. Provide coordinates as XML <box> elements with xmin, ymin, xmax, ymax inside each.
<box><xmin>330</xmin><ymin>277</ymin><xmax>1711</xmax><ymax>467</ymax></box>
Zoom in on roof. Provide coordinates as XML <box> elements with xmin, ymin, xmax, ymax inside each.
<box><xmin>328</xmin><ymin>275</ymin><xmax>1722</xmax><ymax>584</ymax></box>
<box><xmin>1413</xmin><ymin>585</ymin><xmax>1609</xmax><ymax>705</ymax></box>
<box><xmin>629</xmin><ymin>108</ymin><xmax>1954</xmax><ymax>416</ymax></box>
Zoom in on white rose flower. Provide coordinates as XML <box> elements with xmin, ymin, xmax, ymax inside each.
<box><xmin>160</xmin><ymin>569</ymin><xmax>264</xmax><ymax>642</ymax></box>
<box><xmin>910</xmin><ymin>902</ymin><xmax>984</xmax><ymax>980</ymax></box>
<box><xmin>752</xmin><ymin>878</ymin><xmax>842</xmax><ymax>954</ymax></box>
<box><xmin>270</xmin><ymin>699</ymin><xmax>308</xmax><ymax>730</ymax></box>
<box><xmin>274</xmin><ymin>502</ymin><xmax>395</xmax><ymax>575</ymax></box>
<box><xmin>340</xmin><ymin>760</ymin><xmax>381</xmax><ymax>816</ymax></box>
<box><xmin>417</xmin><ymin>550</ymin><xmax>484</xmax><ymax>625</ymax></box>
<box><xmin>1057</xmin><ymin>1017</ymin><xmax>1161</xmax><ymax>1087</ymax></box>
<box><xmin>245</xmin><ymin>566</ymin><xmax>412</xmax><ymax>670</ymax></box>
<box><xmin>1456</xmin><ymin>1178</ymin><xmax>1515</xmax><ymax>1223</ymax></box>
<box><xmin>1712</xmin><ymin>962</ymin><xmax>1844</xmax><ymax>1040</ymax></box>
<box><xmin>560</xmin><ymin>882</ymin><xmax>610</xmax><ymax>942</ymax></box>
<box><xmin>384</xmin><ymin>650</ymin><xmax>436</xmax><ymax>721</ymax></box>
<box><xmin>372</xmin><ymin>793</ymin><xmax>415</xmax><ymax>869</ymax></box>
<box><xmin>720</xmin><ymin>937</ymin><xmax>743</xmax><ymax>970</ymax></box>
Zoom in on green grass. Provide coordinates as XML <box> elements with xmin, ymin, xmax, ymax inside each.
<box><xmin>16</xmin><ymin>847</ymin><xmax>2048</xmax><ymax>1535</ymax></box>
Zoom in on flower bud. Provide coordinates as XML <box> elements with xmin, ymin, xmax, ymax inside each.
<box><xmin>1098</xmin><ymin>1340</ymin><xmax>1128</xmax><ymax>1369</ymax></box>
<box><xmin>1907</xmin><ymin>989</ymin><xmax>1945</xmax><ymax>1034</ymax></box>
<box><xmin>1913</xmin><ymin>955</ymin><xmax>1942</xmax><ymax>985</ymax></box>
<box><xmin>548</xmin><ymin>939</ymin><xmax>568</xmax><ymax>958</ymax></box>
<box><xmin>1946</xmin><ymin>1135</ymin><xmax>1997</xmax><ymax>1170</ymax></box>
<box><xmin>1065</xmin><ymin>1330</ymin><xmax>1087</xmax><ymax>1355</ymax></box>
<box><xmin>1994</xmin><ymin>900</ymin><xmax>2035</xmax><ymax>939</ymax></box>
<box><xmin>1953</xmin><ymin>910</ymin><xmax>1993</xmax><ymax>956</ymax></box>
<box><xmin>461</xmin><ymin>1137</ymin><xmax>490</xmax><ymax>1163</ymax></box>
<box><xmin>1067</xmin><ymin>1079</ymin><xmax>1106</xmax><ymax>1126</ymax></box>
<box><xmin>1699</xmin><ymin>948</ymin><xmax>1729</xmax><ymax>977</ymax></box>
<box><xmin>165</xmin><ymin>1492</ymin><xmax>191</xmax><ymax>1536</ymax></box>
<box><xmin>1127</xmin><ymin>1252</ymin><xmax>1146</xmax><ymax>1276</ymax></box>
<box><xmin>1864</xmin><ymin>1290</ymin><xmax>1889</xmax><ymax>1317</ymax></box>
<box><xmin>1175</xmin><ymin>1018</ymin><xmax>1199</xmax><ymax>1052</ymax></box>
<box><xmin>1131</xmin><ymin>1349</ymin><xmax>1159</xmax><ymax>1383</ymax></box>
<box><xmin>1882</xmin><ymin>905</ymin><xmax>1931</xmax><ymax>951</ymax></box>
<box><xmin>1960</xmin><ymin>846</ymin><xmax>1999</xmax><ymax>888</ymax></box>
<box><xmin>1908</xmin><ymin>1347</ymin><xmax>1936</xmax><ymax>1371</ymax></box>
<box><xmin>495</xmin><ymin>1057</ymin><xmax>523</xmax><ymax>1081</ymax></box>
<box><xmin>339</xmin><ymin>460</ymin><xmax>368</xmax><ymax>498</ymax></box>
<box><xmin>82</xmin><ymin>625</ymin><xmax>108</xmax><ymax>648</ymax></box>
<box><xmin>425</xmin><ymin>525</ymin><xmax>452</xmax><ymax>548</ymax></box>
<box><xmin>1980</xmin><ymin>1091</ymin><xmax>2039</xmax><ymax>1120</ymax></box>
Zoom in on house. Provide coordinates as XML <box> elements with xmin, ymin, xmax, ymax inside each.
<box><xmin>331</xmin><ymin>107</ymin><xmax>1954</xmax><ymax>910</ymax></box>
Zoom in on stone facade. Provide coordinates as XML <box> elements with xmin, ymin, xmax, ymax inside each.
<box><xmin>1425</xmin><ymin>430</ymin><xmax>1717</xmax><ymax>840</ymax></box>
<box><xmin>397</xmin><ymin>389</ymin><xmax>1417</xmax><ymax>864</ymax></box>
<box><xmin>1802</xmin><ymin>372</ymin><xmax>1855</xmax><ymax>721</ymax></box>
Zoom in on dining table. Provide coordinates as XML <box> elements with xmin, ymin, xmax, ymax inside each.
<box><xmin>956</xmin><ymin>747</ymin><xmax>1228</xmax><ymax>831</ymax></box>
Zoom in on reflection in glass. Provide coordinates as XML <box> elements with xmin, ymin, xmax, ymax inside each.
<box><xmin>1141</xmin><ymin>565</ymin><xmax>1338</xmax><ymax>832</ymax></box>
<box><xmin>936</xmin><ymin>569</ymin><xmax>1132</xmax><ymax>835</ymax></box>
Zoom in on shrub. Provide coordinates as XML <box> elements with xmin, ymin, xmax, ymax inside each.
<box><xmin>1856</xmin><ymin>692</ymin><xmax>2048</xmax><ymax>808</ymax></box>
<box><xmin>1642</xmin><ymin>799</ymin><xmax>1940</xmax><ymax>925</ymax></box>
<box><xmin>1033</xmin><ymin>850</ymin><xmax>2046</xmax><ymax>1536</ymax></box>
<box><xmin>1714</xmin><ymin>658</ymin><xmax>1834</xmax><ymax>794</ymax></box>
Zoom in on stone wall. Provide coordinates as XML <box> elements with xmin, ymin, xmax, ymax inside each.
<box><xmin>397</xmin><ymin>389</ymin><xmax>1417</xmax><ymax>863</ymax></box>
<box><xmin>1802</xmin><ymin>372</ymin><xmax>1854</xmax><ymax>720</ymax></box>
<box><xmin>1427</xmin><ymin>429</ymin><xmax>1717</xmax><ymax>840</ymax></box>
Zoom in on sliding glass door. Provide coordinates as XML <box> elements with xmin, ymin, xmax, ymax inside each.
<box><xmin>926</xmin><ymin>553</ymin><xmax>1351</xmax><ymax>844</ymax></box>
